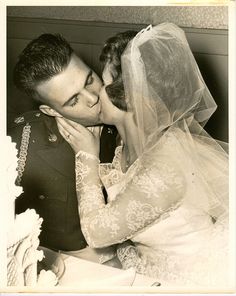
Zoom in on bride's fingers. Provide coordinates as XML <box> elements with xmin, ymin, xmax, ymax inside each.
<box><xmin>62</xmin><ymin>118</ymin><xmax>87</xmax><ymax>133</ymax></box>
<box><xmin>87</xmin><ymin>126</ymin><xmax>94</xmax><ymax>133</ymax></box>
<box><xmin>57</xmin><ymin>121</ymin><xmax>74</xmax><ymax>141</ymax></box>
<box><xmin>57</xmin><ymin>118</ymin><xmax>92</xmax><ymax>139</ymax></box>
<box><xmin>93</xmin><ymin>126</ymin><xmax>101</xmax><ymax>139</ymax></box>
<box><xmin>56</xmin><ymin>117</ymin><xmax>81</xmax><ymax>137</ymax></box>
<box><xmin>57</xmin><ymin>125</ymin><xmax>69</xmax><ymax>141</ymax></box>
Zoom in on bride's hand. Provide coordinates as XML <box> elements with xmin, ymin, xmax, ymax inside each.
<box><xmin>56</xmin><ymin>117</ymin><xmax>101</xmax><ymax>157</ymax></box>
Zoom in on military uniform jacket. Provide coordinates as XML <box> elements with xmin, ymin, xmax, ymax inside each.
<box><xmin>8</xmin><ymin>111</ymin><xmax>117</xmax><ymax>252</ymax></box>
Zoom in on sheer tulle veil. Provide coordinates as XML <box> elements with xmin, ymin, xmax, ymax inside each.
<box><xmin>121</xmin><ymin>23</ymin><xmax>228</xmax><ymax>223</ymax></box>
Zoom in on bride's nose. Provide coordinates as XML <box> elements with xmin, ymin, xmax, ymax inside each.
<box><xmin>99</xmin><ymin>86</ymin><xmax>108</xmax><ymax>101</ymax></box>
<box><xmin>102</xmin><ymin>64</ymin><xmax>113</xmax><ymax>85</ymax></box>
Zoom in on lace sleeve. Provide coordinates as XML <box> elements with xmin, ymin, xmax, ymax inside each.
<box><xmin>75</xmin><ymin>151</ymin><xmax>185</xmax><ymax>248</ymax></box>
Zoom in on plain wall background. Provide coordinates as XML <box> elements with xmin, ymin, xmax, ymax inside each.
<box><xmin>7</xmin><ymin>6</ymin><xmax>228</xmax><ymax>29</ymax></box>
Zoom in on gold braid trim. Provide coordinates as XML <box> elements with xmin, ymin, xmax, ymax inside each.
<box><xmin>16</xmin><ymin>123</ymin><xmax>31</xmax><ymax>186</ymax></box>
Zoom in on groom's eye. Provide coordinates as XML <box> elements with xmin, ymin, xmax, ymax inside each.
<box><xmin>70</xmin><ymin>96</ymin><xmax>79</xmax><ymax>107</ymax></box>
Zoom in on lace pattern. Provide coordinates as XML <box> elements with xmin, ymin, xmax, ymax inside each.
<box><xmin>99</xmin><ymin>147</ymin><xmax>124</xmax><ymax>189</ymax></box>
<box><xmin>75</xmin><ymin>136</ymin><xmax>229</xmax><ymax>287</ymax></box>
<box><xmin>75</xmin><ymin>146</ymin><xmax>184</xmax><ymax>248</ymax></box>
<box><xmin>76</xmin><ymin>150</ymin><xmax>100</xmax><ymax>162</ymax></box>
<box><xmin>117</xmin><ymin>244</ymin><xmax>141</xmax><ymax>269</ymax></box>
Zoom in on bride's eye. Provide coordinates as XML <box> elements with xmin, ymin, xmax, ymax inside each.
<box><xmin>86</xmin><ymin>73</ymin><xmax>94</xmax><ymax>87</ymax></box>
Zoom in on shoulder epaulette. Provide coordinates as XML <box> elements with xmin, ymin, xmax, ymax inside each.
<box><xmin>11</xmin><ymin>110</ymin><xmax>43</xmax><ymax>129</ymax></box>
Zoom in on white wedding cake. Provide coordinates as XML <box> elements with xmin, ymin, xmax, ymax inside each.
<box><xmin>4</xmin><ymin>136</ymin><xmax>57</xmax><ymax>287</ymax></box>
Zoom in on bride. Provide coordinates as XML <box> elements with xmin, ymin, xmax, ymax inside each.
<box><xmin>56</xmin><ymin>23</ymin><xmax>229</xmax><ymax>288</ymax></box>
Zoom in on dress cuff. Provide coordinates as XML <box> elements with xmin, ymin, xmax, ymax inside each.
<box><xmin>75</xmin><ymin>150</ymin><xmax>100</xmax><ymax>162</ymax></box>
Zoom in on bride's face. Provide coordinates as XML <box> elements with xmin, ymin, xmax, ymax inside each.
<box><xmin>99</xmin><ymin>86</ymin><xmax>124</xmax><ymax>125</ymax></box>
<box><xmin>102</xmin><ymin>62</ymin><xmax>114</xmax><ymax>86</ymax></box>
<box><xmin>99</xmin><ymin>63</ymin><xmax>125</xmax><ymax>125</ymax></box>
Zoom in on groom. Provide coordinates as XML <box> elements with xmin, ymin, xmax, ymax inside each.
<box><xmin>8</xmin><ymin>33</ymin><xmax>117</xmax><ymax>261</ymax></box>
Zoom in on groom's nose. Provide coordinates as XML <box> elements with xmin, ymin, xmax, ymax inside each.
<box><xmin>83</xmin><ymin>89</ymin><xmax>99</xmax><ymax>107</ymax></box>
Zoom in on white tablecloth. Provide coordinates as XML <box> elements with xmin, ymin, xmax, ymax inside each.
<box><xmin>58</xmin><ymin>255</ymin><xmax>160</xmax><ymax>287</ymax></box>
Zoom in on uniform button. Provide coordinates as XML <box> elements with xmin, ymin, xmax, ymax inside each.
<box><xmin>48</xmin><ymin>134</ymin><xmax>57</xmax><ymax>142</ymax></box>
<box><xmin>38</xmin><ymin>194</ymin><xmax>46</xmax><ymax>200</ymax></box>
<box><xmin>108</xmin><ymin>128</ymin><xmax>113</xmax><ymax>134</ymax></box>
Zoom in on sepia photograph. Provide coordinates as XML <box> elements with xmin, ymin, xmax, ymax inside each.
<box><xmin>0</xmin><ymin>1</ymin><xmax>235</xmax><ymax>294</ymax></box>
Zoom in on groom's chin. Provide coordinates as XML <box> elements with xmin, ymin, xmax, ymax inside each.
<box><xmin>97</xmin><ymin>114</ymin><xmax>105</xmax><ymax>125</ymax></box>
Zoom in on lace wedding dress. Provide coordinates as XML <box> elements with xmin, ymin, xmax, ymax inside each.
<box><xmin>75</xmin><ymin>127</ymin><xmax>229</xmax><ymax>288</ymax></box>
<box><xmin>72</xmin><ymin>23</ymin><xmax>230</xmax><ymax>289</ymax></box>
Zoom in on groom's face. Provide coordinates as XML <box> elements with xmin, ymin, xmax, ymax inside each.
<box><xmin>36</xmin><ymin>53</ymin><xmax>103</xmax><ymax>126</ymax></box>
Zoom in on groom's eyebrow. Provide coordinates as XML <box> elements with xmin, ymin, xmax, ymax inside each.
<box><xmin>62</xmin><ymin>70</ymin><xmax>92</xmax><ymax>107</ymax></box>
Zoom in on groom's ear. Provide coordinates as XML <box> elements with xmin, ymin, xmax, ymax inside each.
<box><xmin>39</xmin><ymin>105</ymin><xmax>62</xmax><ymax>117</ymax></box>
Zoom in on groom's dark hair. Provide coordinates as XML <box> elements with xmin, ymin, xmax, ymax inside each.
<box><xmin>100</xmin><ymin>30</ymin><xmax>137</xmax><ymax>111</ymax></box>
<box><xmin>13</xmin><ymin>33</ymin><xmax>73</xmax><ymax>102</ymax></box>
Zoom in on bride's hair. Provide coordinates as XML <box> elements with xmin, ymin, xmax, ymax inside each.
<box><xmin>100</xmin><ymin>30</ymin><xmax>137</xmax><ymax>111</ymax></box>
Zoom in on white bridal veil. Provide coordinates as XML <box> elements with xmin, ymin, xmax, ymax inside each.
<box><xmin>121</xmin><ymin>23</ymin><xmax>228</xmax><ymax>223</ymax></box>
